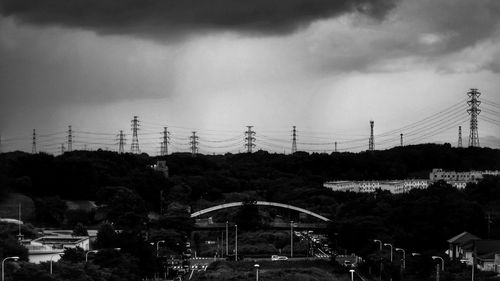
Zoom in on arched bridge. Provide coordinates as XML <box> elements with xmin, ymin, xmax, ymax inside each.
<box><xmin>190</xmin><ymin>201</ymin><xmax>331</xmax><ymax>222</ymax></box>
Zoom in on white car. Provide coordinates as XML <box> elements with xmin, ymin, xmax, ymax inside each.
<box><xmin>271</xmin><ymin>255</ymin><xmax>288</xmax><ymax>261</ymax></box>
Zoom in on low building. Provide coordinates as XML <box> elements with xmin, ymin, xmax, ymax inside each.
<box><xmin>429</xmin><ymin>169</ymin><xmax>500</xmax><ymax>188</ymax></box>
<box><xmin>324</xmin><ymin>179</ymin><xmax>428</xmax><ymax>194</ymax></box>
<box><xmin>447</xmin><ymin>231</ymin><xmax>480</xmax><ymax>263</ymax></box>
<box><xmin>25</xmin><ymin>235</ymin><xmax>90</xmax><ymax>264</ymax></box>
<box><xmin>474</xmin><ymin>240</ymin><xmax>500</xmax><ymax>272</ymax></box>
<box><xmin>447</xmin><ymin>232</ymin><xmax>500</xmax><ymax>273</ymax></box>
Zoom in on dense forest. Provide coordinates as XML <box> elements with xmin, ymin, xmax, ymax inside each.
<box><xmin>1</xmin><ymin>144</ymin><xmax>500</xmax><ymax>280</ymax></box>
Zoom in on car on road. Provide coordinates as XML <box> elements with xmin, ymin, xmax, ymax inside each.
<box><xmin>271</xmin><ymin>255</ymin><xmax>288</xmax><ymax>261</ymax></box>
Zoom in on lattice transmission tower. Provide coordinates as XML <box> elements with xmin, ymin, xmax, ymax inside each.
<box><xmin>368</xmin><ymin>120</ymin><xmax>374</xmax><ymax>151</ymax></box>
<box><xmin>160</xmin><ymin>127</ymin><xmax>170</xmax><ymax>156</ymax></box>
<box><xmin>117</xmin><ymin>130</ymin><xmax>126</xmax><ymax>153</ymax></box>
<box><xmin>244</xmin><ymin>126</ymin><xmax>256</xmax><ymax>153</ymax></box>
<box><xmin>189</xmin><ymin>131</ymin><xmax>199</xmax><ymax>156</ymax></box>
<box><xmin>467</xmin><ymin>89</ymin><xmax>481</xmax><ymax>147</ymax></box>
<box><xmin>32</xmin><ymin>129</ymin><xmax>37</xmax><ymax>154</ymax></box>
<box><xmin>291</xmin><ymin>126</ymin><xmax>297</xmax><ymax>153</ymax></box>
<box><xmin>458</xmin><ymin>126</ymin><xmax>463</xmax><ymax>148</ymax></box>
<box><xmin>130</xmin><ymin>116</ymin><xmax>140</xmax><ymax>154</ymax></box>
<box><xmin>67</xmin><ymin>125</ymin><xmax>73</xmax><ymax>152</ymax></box>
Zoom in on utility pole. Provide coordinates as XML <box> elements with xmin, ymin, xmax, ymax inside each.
<box><xmin>235</xmin><ymin>224</ymin><xmax>238</xmax><ymax>261</ymax></box>
<box><xmin>458</xmin><ymin>126</ymin><xmax>463</xmax><ymax>148</ymax></box>
<box><xmin>467</xmin><ymin>89</ymin><xmax>481</xmax><ymax>147</ymax></box>
<box><xmin>131</xmin><ymin>116</ymin><xmax>140</xmax><ymax>154</ymax></box>
<box><xmin>0</xmin><ymin>135</ymin><xmax>2</xmax><ymax>153</ymax></box>
<box><xmin>160</xmin><ymin>127</ymin><xmax>170</xmax><ymax>156</ymax></box>
<box><xmin>291</xmin><ymin>126</ymin><xmax>297</xmax><ymax>153</ymax></box>
<box><xmin>290</xmin><ymin>221</ymin><xmax>294</xmax><ymax>257</ymax></box>
<box><xmin>32</xmin><ymin>129</ymin><xmax>37</xmax><ymax>154</ymax></box>
<box><xmin>117</xmin><ymin>130</ymin><xmax>125</xmax><ymax>154</ymax></box>
<box><xmin>67</xmin><ymin>125</ymin><xmax>73</xmax><ymax>152</ymax></box>
<box><xmin>17</xmin><ymin>203</ymin><xmax>23</xmax><ymax>240</ymax></box>
<box><xmin>244</xmin><ymin>126</ymin><xmax>256</xmax><ymax>153</ymax></box>
<box><xmin>400</xmin><ymin>133</ymin><xmax>403</xmax><ymax>147</ymax></box>
<box><xmin>334</xmin><ymin>141</ymin><xmax>337</xmax><ymax>153</ymax></box>
<box><xmin>487</xmin><ymin>213</ymin><xmax>492</xmax><ymax>238</ymax></box>
<box><xmin>226</xmin><ymin>221</ymin><xmax>229</xmax><ymax>256</ymax></box>
<box><xmin>368</xmin><ymin>120</ymin><xmax>375</xmax><ymax>151</ymax></box>
<box><xmin>189</xmin><ymin>131</ymin><xmax>199</xmax><ymax>157</ymax></box>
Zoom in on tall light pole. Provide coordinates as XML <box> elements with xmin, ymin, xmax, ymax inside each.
<box><xmin>290</xmin><ymin>221</ymin><xmax>294</xmax><ymax>258</ymax></box>
<box><xmin>85</xmin><ymin>250</ymin><xmax>99</xmax><ymax>262</ymax></box>
<box><xmin>395</xmin><ymin>248</ymin><xmax>405</xmax><ymax>269</ymax></box>
<box><xmin>221</xmin><ymin>231</ymin><xmax>224</xmax><ymax>258</ymax></box>
<box><xmin>50</xmin><ymin>253</ymin><xmax>62</xmax><ymax>274</ymax></box>
<box><xmin>226</xmin><ymin>221</ymin><xmax>229</xmax><ymax>256</ymax></box>
<box><xmin>235</xmin><ymin>224</ymin><xmax>238</xmax><ymax>261</ymax></box>
<box><xmin>373</xmin><ymin>240</ymin><xmax>382</xmax><ymax>281</ymax></box>
<box><xmin>156</xmin><ymin>240</ymin><xmax>166</xmax><ymax>257</ymax></box>
<box><xmin>432</xmin><ymin>256</ymin><xmax>444</xmax><ymax>281</ymax></box>
<box><xmin>384</xmin><ymin>243</ymin><xmax>393</xmax><ymax>262</ymax></box>
<box><xmin>254</xmin><ymin>264</ymin><xmax>260</xmax><ymax>281</ymax></box>
<box><xmin>2</xmin><ymin>256</ymin><xmax>19</xmax><ymax>281</ymax></box>
<box><xmin>431</xmin><ymin>256</ymin><xmax>444</xmax><ymax>271</ymax></box>
<box><xmin>395</xmin><ymin>248</ymin><xmax>405</xmax><ymax>281</ymax></box>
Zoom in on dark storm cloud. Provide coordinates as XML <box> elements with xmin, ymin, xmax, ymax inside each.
<box><xmin>0</xmin><ymin>0</ymin><xmax>398</xmax><ymax>36</ymax></box>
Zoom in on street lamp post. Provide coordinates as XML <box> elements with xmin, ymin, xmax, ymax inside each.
<box><xmin>395</xmin><ymin>248</ymin><xmax>405</xmax><ymax>281</ymax></box>
<box><xmin>156</xmin><ymin>240</ymin><xmax>166</xmax><ymax>257</ymax></box>
<box><xmin>85</xmin><ymin>250</ymin><xmax>99</xmax><ymax>262</ymax></box>
<box><xmin>290</xmin><ymin>221</ymin><xmax>294</xmax><ymax>258</ymax></box>
<box><xmin>349</xmin><ymin>269</ymin><xmax>355</xmax><ymax>281</ymax></box>
<box><xmin>384</xmin><ymin>243</ymin><xmax>393</xmax><ymax>262</ymax></box>
<box><xmin>432</xmin><ymin>256</ymin><xmax>444</xmax><ymax>281</ymax></box>
<box><xmin>50</xmin><ymin>253</ymin><xmax>63</xmax><ymax>275</ymax></box>
<box><xmin>254</xmin><ymin>264</ymin><xmax>260</xmax><ymax>281</ymax></box>
<box><xmin>431</xmin><ymin>256</ymin><xmax>444</xmax><ymax>271</ymax></box>
<box><xmin>226</xmin><ymin>221</ymin><xmax>229</xmax><ymax>256</ymax></box>
<box><xmin>235</xmin><ymin>224</ymin><xmax>238</xmax><ymax>261</ymax></box>
<box><xmin>2</xmin><ymin>256</ymin><xmax>19</xmax><ymax>281</ymax></box>
<box><xmin>373</xmin><ymin>240</ymin><xmax>382</xmax><ymax>281</ymax></box>
<box><xmin>395</xmin><ymin>248</ymin><xmax>405</xmax><ymax>269</ymax></box>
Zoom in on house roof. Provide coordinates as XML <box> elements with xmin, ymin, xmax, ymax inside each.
<box><xmin>447</xmin><ymin>232</ymin><xmax>480</xmax><ymax>245</ymax></box>
<box><xmin>475</xmin><ymin>240</ymin><xmax>500</xmax><ymax>256</ymax></box>
<box><xmin>32</xmin><ymin>235</ymin><xmax>89</xmax><ymax>245</ymax></box>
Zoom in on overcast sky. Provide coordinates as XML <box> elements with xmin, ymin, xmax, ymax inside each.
<box><xmin>0</xmin><ymin>0</ymin><xmax>499</xmax><ymax>155</ymax></box>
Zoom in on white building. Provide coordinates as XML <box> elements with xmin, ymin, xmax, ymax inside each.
<box><xmin>324</xmin><ymin>179</ymin><xmax>428</xmax><ymax>194</ymax></box>
<box><xmin>25</xmin><ymin>235</ymin><xmax>90</xmax><ymax>264</ymax></box>
<box><xmin>325</xmin><ymin>169</ymin><xmax>499</xmax><ymax>194</ymax></box>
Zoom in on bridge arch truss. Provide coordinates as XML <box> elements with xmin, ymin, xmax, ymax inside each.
<box><xmin>190</xmin><ymin>201</ymin><xmax>331</xmax><ymax>222</ymax></box>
